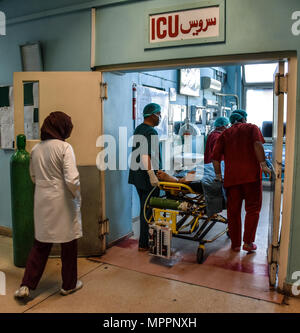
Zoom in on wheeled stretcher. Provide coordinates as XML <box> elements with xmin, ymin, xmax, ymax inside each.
<box><xmin>144</xmin><ymin>181</ymin><xmax>228</xmax><ymax>263</ymax></box>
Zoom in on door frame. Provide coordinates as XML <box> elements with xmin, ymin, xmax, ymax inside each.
<box><xmin>96</xmin><ymin>51</ymin><xmax>297</xmax><ymax>292</ymax></box>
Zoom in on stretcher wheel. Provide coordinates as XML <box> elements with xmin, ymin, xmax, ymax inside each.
<box><xmin>197</xmin><ymin>245</ymin><xmax>205</xmax><ymax>264</ymax></box>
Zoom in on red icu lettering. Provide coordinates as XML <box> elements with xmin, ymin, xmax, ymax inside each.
<box><xmin>156</xmin><ymin>16</ymin><xmax>167</xmax><ymax>39</ymax></box>
<box><xmin>151</xmin><ymin>14</ymin><xmax>179</xmax><ymax>40</ymax></box>
<box><xmin>168</xmin><ymin>15</ymin><xmax>179</xmax><ymax>38</ymax></box>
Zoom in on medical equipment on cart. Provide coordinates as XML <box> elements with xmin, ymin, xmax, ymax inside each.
<box><xmin>144</xmin><ymin>181</ymin><xmax>228</xmax><ymax>263</ymax></box>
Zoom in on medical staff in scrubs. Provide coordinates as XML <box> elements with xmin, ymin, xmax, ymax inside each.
<box><xmin>128</xmin><ymin>103</ymin><xmax>162</xmax><ymax>251</ymax></box>
<box><xmin>212</xmin><ymin>110</ymin><xmax>271</xmax><ymax>252</ymax></box>
<box><xmin>204</xmin><ymin>116</ymin><xmax>229</xmax><ymax>164</ymax></box>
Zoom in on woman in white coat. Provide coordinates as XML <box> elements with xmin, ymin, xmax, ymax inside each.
<box><xmin>15</xmin><ymin>111</ymin><xmax>83</xmax><ymax>298</ymax></box>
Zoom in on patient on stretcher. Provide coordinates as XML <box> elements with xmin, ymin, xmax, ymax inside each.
<box><xmin>156</xmin><ymin>170</ymin><xmax>204</xmax><ymax>194</ymax></box>
<box><xmin>156</xmin><ymin>170</ymin><xmax>196</xmax><ymax>183</ymax></box>
<box><xmin>155</xmin><ymin>163</ymin><xmax>226</xmax><ymax>216</ymax></box>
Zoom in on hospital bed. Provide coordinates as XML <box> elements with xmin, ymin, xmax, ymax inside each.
<box><xmin>144</xmin><ymin>163</ymin><xmax>228</xmax><ymax>263</ymax></box>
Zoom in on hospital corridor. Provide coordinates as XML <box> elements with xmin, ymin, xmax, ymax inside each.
<box><xmin>1</xmin><ymin>62</ymin><xmax>300</xmax><ymax>314</ymax></box>
<box><xmin>1</xmin><ymin>0</ymin><xmax>300</xmax><ymax>319</ymax></box>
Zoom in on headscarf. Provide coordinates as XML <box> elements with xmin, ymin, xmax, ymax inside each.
<box><xmin>41</xmin><ymin>111</ymin><xmax>73</xmax><ymax>141</ymax></box>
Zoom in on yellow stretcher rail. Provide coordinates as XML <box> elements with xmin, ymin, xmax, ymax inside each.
<box><xmin>158</xmin><ymin>181</ymin><xmax>196</xmax><ymax>195</ymax></box>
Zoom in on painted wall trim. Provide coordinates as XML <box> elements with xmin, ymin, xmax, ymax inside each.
<box><xmin>91</xmin><ymin>8</ymin><xmax>96</xmax><ymax>68</ymax></box>
<box><xmin>6</xmin><ymin>0</ymin><xmax>145</xmax><ymax>26</ymax></box>
<box><xmin>94</xmin><ymin>51</ymin><xmax>295</xmax><ymax>72</ymax></box>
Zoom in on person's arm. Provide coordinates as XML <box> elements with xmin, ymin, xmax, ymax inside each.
<box><xmin>253</xmin><ymin>141</ymin><xmax>272</xmax><ymax>178</ymax></box>
<box><xmin>211</xmin><ymin>135</ymin><xmax>224</xmax><ymax>182</ymax></box>
<box><xmin>156</xmin><ymin>170</ymin><xmax>196</xmax><ymax>184</ymax></box>
<box><xmin>212</xmin><ymin>160</ymin><xmax>222</xmax><ymax>182</ymax></box>
<box><xmin>156</xmin><ymin>170</ymin><xmax>178</xmax><ymax>183</ymax></box>
<box><xmin>63</xmin><ymin>144</ymin><xmax>81</xmax><ymax>199</ymax></box>
<box><xmin>141</xmin><ymin>154</ymin><xmax>159</xmax><ymax>187</ymax></box>
<box><xmin>252</xmin><ymin>125</ymin><xmax>271</xmax><ymax>179</ymax></box>
<box><xmin>253</xmin><ymin>141</ymin><xmax>266</xmax><ymax>163</ymax></box>
<box><xmin>29</xmin><ymin>155</ymin><xmax>36</xmax><ymax>184</ymax></box>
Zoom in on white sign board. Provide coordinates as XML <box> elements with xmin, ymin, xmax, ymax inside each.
<box><xmin>145</xmin><ymin>1</ymin><xmax>225</xmax><ymax>49</ymax></box>
<box><xmin>150</xmin><ymin>7</ymin><xmax>219</xmax><ymax>43</ymax></box>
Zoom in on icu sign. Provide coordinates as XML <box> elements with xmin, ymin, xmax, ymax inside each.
<box><xmin>145</xmin><ymin>1</ymin><xmax>225</xmax><ymax>49</ymax></box>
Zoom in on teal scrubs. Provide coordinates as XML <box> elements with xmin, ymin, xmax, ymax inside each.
<box><xmin>128</xmin><ymin>123</ymin><xmax>161</xmax><ymax>248</ymax></box>
<box><xmin>128</xmin><ymin>123</ymin><xmax>162</xmax><ymax>191</ymax></box>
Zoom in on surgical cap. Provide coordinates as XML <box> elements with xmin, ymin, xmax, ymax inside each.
<box><xmin>143</xmin><ymin>103</ymin><xmax>161</xmax><ymax>118</ymax></box>
<box><xmin>214</xmin><ymin>116</ymin><xmax>229</xmax><ymax>128</ymax></box>
<box><xmin>233</xmin><ymin>109</ymin><xmax>247</xmax><ymax>119</ymax></box>
<box><xmin>229</xmin><ymin>112</ymin><xmax>244</xmax><ymax>124</ymax></box>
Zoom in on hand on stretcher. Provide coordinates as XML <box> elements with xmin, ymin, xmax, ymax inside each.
<box><xmin>156</xmin><ymin>170</ymin><xmax>196</xmax><ymax>183</ymax></box>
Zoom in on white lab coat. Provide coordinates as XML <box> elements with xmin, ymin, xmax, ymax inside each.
<box><xmin>29</xmin><ymin>139</ymin><xmax>83</xmax><ymax>243</ymax></box>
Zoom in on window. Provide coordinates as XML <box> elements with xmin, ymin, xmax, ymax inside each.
<box><xmin>246</xmin><ymin>89</ymin><xmax>273</xmax><ymax>129</ymax></box>
<box><xmin>243</xmin><ymin>62</ymin><xmax>278</xmax><ymax>129</ymax></box>
<box><xmin>244</xmin><ymin>63</ymin><xmax>278</xmax><ymax>83</ymax></box>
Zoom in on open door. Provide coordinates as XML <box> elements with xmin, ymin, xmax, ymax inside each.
<box><xmin>13</xmin><ymin>72</ymin><xmax>108</xmax><ymax>256</ymax></box>
<box><xmin>268</xmin><ymin>61</ymin><xmax>287</xmax><ymax>286</ymax></box>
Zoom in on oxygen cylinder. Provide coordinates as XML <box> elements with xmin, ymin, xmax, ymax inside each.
<box><xmin>10</xmin><ymin>134</ymin><xmax>34</xmax><ymax>267</ymax></box>
<box><xmin>149</xmin><ymin>197</ymin><xmax>189</xmax><ymax>211</ymax></box>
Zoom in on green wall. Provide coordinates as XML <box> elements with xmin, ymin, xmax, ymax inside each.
<box><xmin>0</xmin><ymin>150</ymin><xmax>13</xmax><ymax>228</ymax></box>
<box><xmin>95</xmin><ymin>0</ymin><xmax>299</xmax><ymax>64</ymax></box>
<box><xmin>0</xmin><ymin>7</ymin><xmax>92</xmax><ymax>228</ymax></box>
<box><xmin>0</xmin><ymin>9</ymin><xmax>91</xmax><ymax>85</ymax></box>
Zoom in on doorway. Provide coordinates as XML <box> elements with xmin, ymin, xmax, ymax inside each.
<box><xmin>99</xmin><ymin>53</ymin><xmax>296</xmax><ymax>296</ymax></box>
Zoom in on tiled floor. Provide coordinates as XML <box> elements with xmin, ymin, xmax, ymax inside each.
<box><xmin>115</xmin><ymin>190</ymin><xmax>279</xmax><ymax>303</ymax></box>
<box><xmin>1</xmin><ymin>191</ymin><xmax>300</xmax><ymax>313</ymax></box>
<box><xmin>0</xmin><ymin>234</ymin><xmax>300</xmax><ymax>313</ymax></box>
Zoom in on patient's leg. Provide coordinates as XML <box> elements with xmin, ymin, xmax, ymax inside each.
<box><xmin>156</xmin><ymin>170</ymin><xmax>196</xmax><ymax>183</ymax></box>
<box><xmin>156</xmin><ymin>170</ymin><xmax>178</xmax><ymax>182</ymax></box>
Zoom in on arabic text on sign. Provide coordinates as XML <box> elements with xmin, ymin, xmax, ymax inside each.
<box><xmin>149</xmin><ymin>7</ymin><xmax>220</xmax><ymax>43</ymax></box>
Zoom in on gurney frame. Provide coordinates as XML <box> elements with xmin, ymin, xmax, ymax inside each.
<box><xmin>145</xmin><ymin>181</ymin><xmax>228</xmax><ymax>263</ymax></box>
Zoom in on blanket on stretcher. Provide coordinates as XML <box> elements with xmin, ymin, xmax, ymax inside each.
<box><xmin>173</xmin><ymin>162</ymin><xmax>226</xmax><ymax>217</ymax></box>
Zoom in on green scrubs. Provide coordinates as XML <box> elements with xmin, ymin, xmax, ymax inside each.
<box><xmin>128</xmin><ymin>123</ymin><xmax>161</xmax><ymax>248</ymax></box>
